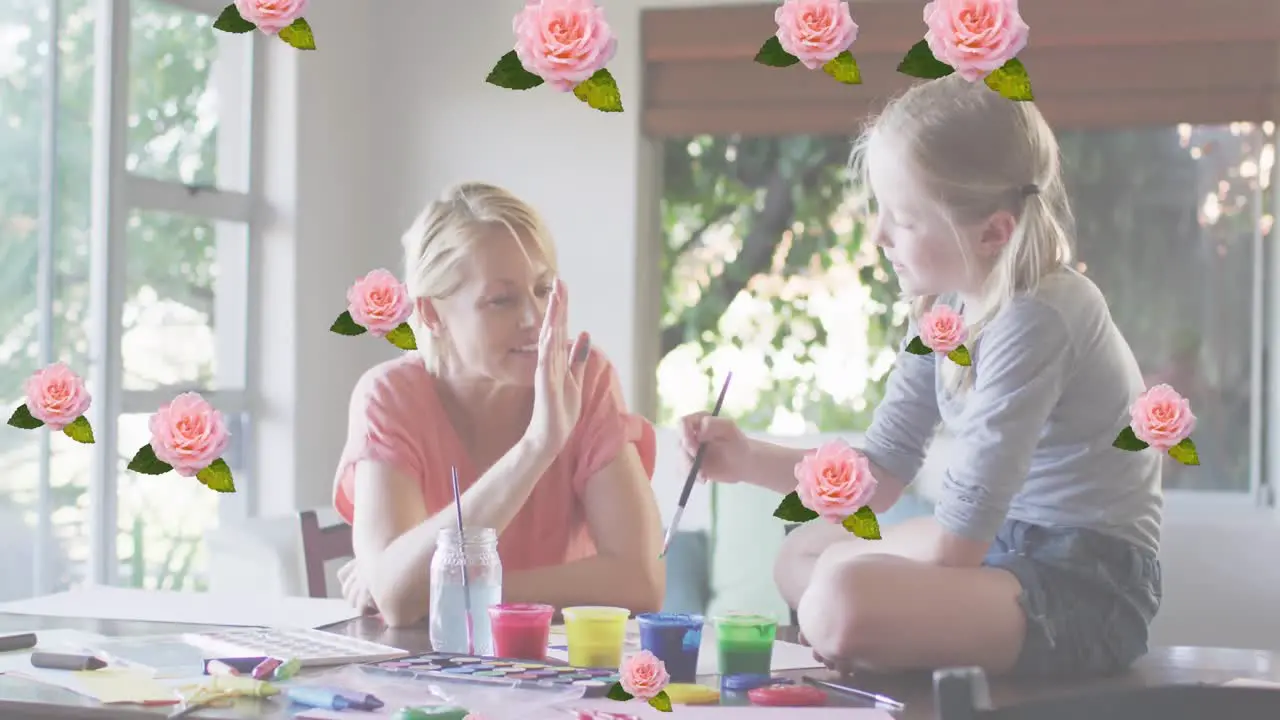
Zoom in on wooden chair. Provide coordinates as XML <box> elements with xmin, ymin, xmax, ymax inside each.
<box><xmin>935</xmin><ymin>666</ymin><xmax>1280</xmax><ymax>720</ymax></box>
<box><xmin>299</xmin><ymin>510</ymin><xmax>354</xmax><ymax>598</ymax></box>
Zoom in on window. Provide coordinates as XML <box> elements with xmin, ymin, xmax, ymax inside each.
<box><xmin>0</xmin><ymin>0</ymin><xmax>261</xmax><ymax>599</ymax></box>
<box><xmin>657</xmin><ymin>122</ymin><xmax>1275</xmax><ymax>501</ymax></box>
<box><xmin>657</xmin><ymin>135</ymin><xmax>899</xmax><ymax>435</ymax></box>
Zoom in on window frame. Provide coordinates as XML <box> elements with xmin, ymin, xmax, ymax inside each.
<box><xmin>42</xmin><ymin>0</ymin><xmax>268</xmax><ymax>590</ymax></box>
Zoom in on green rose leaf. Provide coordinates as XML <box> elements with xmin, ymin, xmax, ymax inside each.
<box><xmin>7</xmin><ymin>404</ymin><xmax>44</xmax><ymax>430</ymax></box>
<box><xmin>822</xmin><ymin>51</ymin><xmax>861</xmax><ymax>85</ymax></box>
<box><xmin>1112</xmin><ymin>426</ymin><xmax>1150</xmax><ymax>452</ymax></box>
<box><xmin>648</xmin><ymin>691</ymin><xmax>673</xmax><ymax>712</ymax></box>
<box><xmin>329</xmin><ymin>310</ymin><xmax>368</xmax><ymax>336</ymax></box>
<box><xmin>213</xmin><ymin>4</ymin><xmax>256</xmax><ymax>33</ymax></box>
<box><xmin>841</xmin><ymin>505</ymin><xmax>882</xmax><ymax>540</ymax></box>
<box><xmin>197</xmin><ymin>458</ymin><xmax>238</xmax><ymax>493</ymax></box>
<box><xmin>127</xmin><ymin>444</ymin><xmax>174</xmax><ymax>476</ymax></box>
<box><xmin>573</xmin><ymin>69</ymin><xmax>624</xmax><ymax>113</ymax></box>
<box><xmin>1168</xmin><ymin>438</ymin><xmax>1200</xmax><ymax>466</ymax></box>
<box><xmin>984</xmin><ymin>57</ymin><xmax>1033</xmax><ymax>101</ymax></box>
<box><xmin>63</xmin><ymin>416</ymin><xmax>95</xmax><ymax>444</ymax></box>
<box><xmin>485</xmin><ymin>50</ymin><xmax>546</xmax><ymax>91</ymax></box>
<box><xmin>947</xmin><ymin>345</ymin><xmax>972</xmax><ymax>366</ymax></box>
<box><xmin>385</xmin><ymin>323</ymin><xmax>418</xmax><ymax>351</ymax></box>
<box><xmin>773</xmin><ymin>491</ymin><xmax>820</xmax><ymax>523</ymax></box>
<box><xmin>904</xmin><ymin>336</ymin><xmax>932</xmax><ymax>355</ymax></box>
<box><xmin>279</xmin><ymin>18</ymin><xmax>316</xmax><ymax>50</ymax></box>
<box><xmin>754</xmin><ymin>36</ymin><xmax>800</xmax><ymax>68</ymax></box>
<box><xmin>897</xmin><ymin>39</ymin><xmax>954</xmax><ymax>79</ymax></box>
<box><xmin>606</xmin><ymin>682</ymin><xmax>634</xmax><ymax>702</ymax></box>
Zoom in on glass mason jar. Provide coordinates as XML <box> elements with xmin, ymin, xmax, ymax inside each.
<box><xmin>429</xmin><ymin>527</ymin><xmax>502</xmax><ymax>655</ymax></box>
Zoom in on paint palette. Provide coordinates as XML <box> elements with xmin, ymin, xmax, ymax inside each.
<box><xmin>360</xmin><ymin>652</ymin><xmax>623</xmax><ymax>698</ymax></box>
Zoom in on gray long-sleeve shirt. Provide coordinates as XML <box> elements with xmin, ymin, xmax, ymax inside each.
<box><xmin>862</xmin><ymin>266</ymin><xmax>1163</xmax><ymax>555</ymax></box>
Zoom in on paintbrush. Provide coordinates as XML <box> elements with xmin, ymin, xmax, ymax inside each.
<box><xmin>660</xmin><ymin>371</ymin><xmax>732</xmax><ymax>558</ymax></box>
<box><xmin>450</xmin><ymin>466</ymin><xmax>475</xmax><ymax>655</ymax></box>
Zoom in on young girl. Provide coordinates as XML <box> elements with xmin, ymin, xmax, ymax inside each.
<box><xmin>334</xmin><ymin>182</ymin><xmax>664</xmax><ymax>626</ymax></box>
<box><xmin>682</xmin><ymin>75</ymin><xmax>1162</xmax><ymax>678</ymax></box>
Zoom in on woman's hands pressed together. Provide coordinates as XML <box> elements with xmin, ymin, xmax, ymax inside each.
<box><xmin>525</xmin><ymin>279</ymin><xmax>590</xmax><ymax>459</ymax></box>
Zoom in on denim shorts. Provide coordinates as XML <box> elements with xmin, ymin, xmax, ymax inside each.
<box><xmin>982</xmin><ymin>518</ymin><xmax>1162</xmax><ymax>679</ymax></box>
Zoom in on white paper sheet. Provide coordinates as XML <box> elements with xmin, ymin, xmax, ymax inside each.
<box><xmin>300</xmin><ymin>704</ymin><xmax>894</xmax><ymax>720</ymax></box>
<box><xmin>1223</xmin><ymin>678</ymin><xmax>1280</xmax><ymax>689</ymax></box>
<box><xmin>571</xmin><ymin>699</ymin><xmax>895</xmax><ymax>718</ymax></box>
<box><xmin>0</xmin><ymin>585</ymin><xmax>363</xmax><ymax>629</ymax></box>
<box><xmin>546</xmin><ymin>620</ymin><xmax>824</xmax><ymax>675</ymax></box>
<box><xmin>0</xmin><ymin>629</ymin><xmax>184</xmax><ymax>705</ymax></box>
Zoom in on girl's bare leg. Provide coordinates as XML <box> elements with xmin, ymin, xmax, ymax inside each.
<box><xmin>774</xmin><ymin>515</ymin><xmax>946</xmax><ymax>610</ymax></box>
<box><xmin>796</xmin><ymin>552</ymin><xmax>1026</xmax><ymax>674</ymax></box>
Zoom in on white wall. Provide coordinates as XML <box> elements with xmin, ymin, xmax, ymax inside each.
<box><xmin>254</xmin><ymin>0</ymin><xmax>401</xmax><ymax>515</ymax></box>
<box><xmin>250</xmin><ymin>0</ymin><xmax>1280</xmax><ymax>651</ymax></box>
<box><xmin>254</xmin><ymin>0</ymin><xmax>747</xmax><ymax>516</ymax></box>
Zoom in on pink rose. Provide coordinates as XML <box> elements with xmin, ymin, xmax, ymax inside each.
<box><xmin>1129</xmin><ymin>384</ymin><xmax>1196</xmax><ymax>451</ymax></box>
<box><xmin>234</xmin><ymin>0</ymin><xmax>308</xmax><ymax>35</ymax></box>
<box><xmin>149</xmin><ymin>392</ymin><xmax>231</xmax><ymax>477</ymax></box>
<box><xmin>794</xmin><ymin>440</ymin><xmax>878</xmax><ymax>521</ymax></box>
<box><xmin>346</xmin><ymin>269</ymin><xmax>412</xmax><ymax>338</ymax></box>
<box><xmin>513</xmin><ymin>0</ymin><xmax>618</xmax><ymax>91</ymax></box>
<box><xmin>24</xmin><ymin>362</ymin><xmax>92</xmax><ymax>432</ymax></box>
<box><xmin>919</xmin><ymin>304</ymin><xmax>967</xmax><ymax>354</ymax></box>
<box><xmin>618</xmin><ymin>650</ymin><xmax>670</xmax><ymax>701</ymax></box>
<box><xmin>923</xmin><ymin>0</ymin><xmax>1029</xmax><ymax>82</ymax></box>
<box><xmin>774</xmin><ymin>0</ymin><xmax>859</xmax><ymax>70</ymax></box>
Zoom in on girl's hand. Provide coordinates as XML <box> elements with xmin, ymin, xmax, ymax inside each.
<box><xmin>678</xmin><ymin>412</ymin><xmax>752</xmax><ymax>484</ymax></box>
<box><xmin>524</xmin><ymin>279</ymin><xmax>590</xmax><ymax>458</ymax></box>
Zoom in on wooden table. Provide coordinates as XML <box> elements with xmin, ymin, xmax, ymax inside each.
<box><xmin>0</xmin><ymin>612</ymin><xmax>1275</xmax><ymax>718</ymax></box>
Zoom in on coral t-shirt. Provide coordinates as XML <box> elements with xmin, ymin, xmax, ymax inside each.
<box><xmin>332</xmin><ymin>349</ymin><xmax>656</xmax><ymax>571</ymax></box>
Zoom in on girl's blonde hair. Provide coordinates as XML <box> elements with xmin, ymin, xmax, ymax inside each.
<box><xmin>400</xmin><ymin>182</ymin><xmax>558</xmax><ymax>372</ymax></box>
<box><xmin>850</xmin><ymin>74</ymin><xmax>1076</xmax><ymax>392</ymax></box>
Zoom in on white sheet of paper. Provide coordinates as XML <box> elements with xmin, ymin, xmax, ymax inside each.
<box><xmin>0</xmin><ymin>629</ymin><xmax>184</xmax><ymax>705</ymax></box>
<box><xmin>546</xmin><ymin>620</ymin><xmax>824</xmax><ymax>675</ymax></box>
<box><xmin>1223</xmin><ymin>678</ymin><xmax>1280</xmax><ymax>689</ymax></box>
<box><xmin>297</xmin><ymin>699</ymin><xmax>894</xmax><ymax>720</ymax></box>
<box><xmin>571</xmin><ymin>698</ymin><xmax>895</xmax><ymax>718</ymax></box>
<box><xmin>0</xmin><ymin>586</ymin><xmax>362</xmax><ymax>629</ymax></box>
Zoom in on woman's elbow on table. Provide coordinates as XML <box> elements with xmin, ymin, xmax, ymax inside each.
<box><xmin>360</xmin><ymin>564</ymin><xmax>425</xmax><ymax>628</ymax></box>
<box><xmin>374</xmin><ymin>596</ymin><xmax>426</xmax><ymax>628</ymax></box>
<box><xmin>628</xmin><ymin>556</ymin><xmax>667</xmax><ymax>615</ymax></box>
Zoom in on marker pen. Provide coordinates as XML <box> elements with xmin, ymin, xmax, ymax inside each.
<box><xmin>288</xmin><ymin>686</ymin><xmax>383</xmax><ymax>711</ymax></box>
<box><xmin>205</xmin><ymin>659</ymin><xmax>241</xmax><ymax>677</ymax></box>
<box><xmin>30</xmin><ymin>652</ymin><xmax>107</xmax><ymax>671</ymax></box>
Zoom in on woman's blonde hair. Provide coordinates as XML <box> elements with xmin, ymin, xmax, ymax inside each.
<box><xmin>850</xmin><ymin>74</ymin><xmax>1075</xmax><ymax>392</ymax></box>
<box><xmin>400</xmin><ymin>182</ymin><xmax>558</xmax><ymax>372</ymax></box>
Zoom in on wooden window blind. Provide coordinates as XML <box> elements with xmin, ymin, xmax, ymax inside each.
<box><xmin>641</xmin><ymin>0</ymin><xmax>1280</xmax><ymax>137</ymax></box>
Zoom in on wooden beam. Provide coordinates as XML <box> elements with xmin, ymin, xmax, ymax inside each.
<box><xmin>643</xmin><ymin>89</ymin><xmax>1279</xmax><ymax>138</ymax></box>
<box><xmin>647</xmin><ymin>42</ymin><xmax>1279</xmax><ymax>107</ymax></box>
<box><xmin>642</xmin><ymin>0</ymin><xmax>1280</xmax><ymax>62</ymax></box>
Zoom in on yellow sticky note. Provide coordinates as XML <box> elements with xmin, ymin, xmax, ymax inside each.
<box><xmin>664</xmin><ymin>683</ymin><xmax>720</xmax><ymax>705</ymax></box>
<box><xmin>189</xmin><ymin>675</ymin><xmax>279</xmax><ymax>698</ymax></box>
<box><xmin>71</xmin><ymin>668</ymin><xmax>181</xmax><ymax>705</ymax></box>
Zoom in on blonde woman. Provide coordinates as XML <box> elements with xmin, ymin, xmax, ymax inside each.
<box><xmin>681</xmin><ymin>75</ymin><xmax>1161</xmax><ymax>678</ymax></box>
<box><xmin>334</xmin><ymin>183</ymin><xmax>664</xmax><ymax>627</ymax></box>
